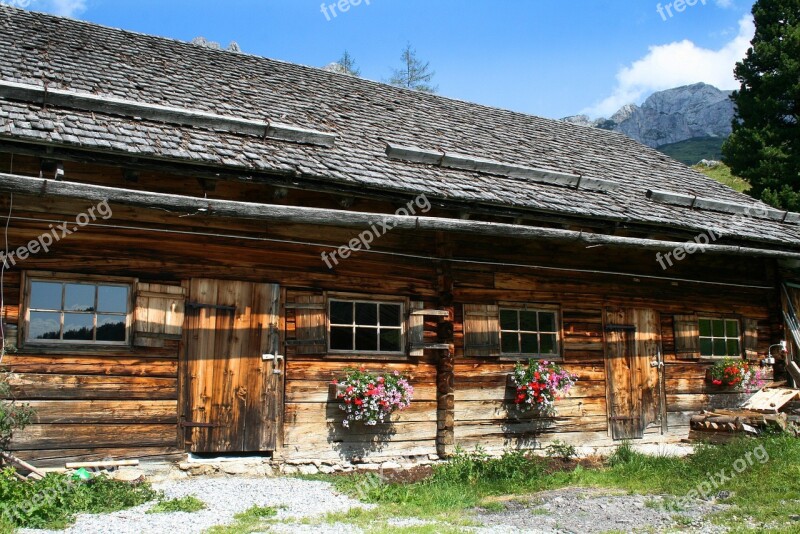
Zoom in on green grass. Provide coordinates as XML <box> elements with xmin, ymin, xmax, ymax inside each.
<box><xmin>692</xmin><ymin>161</ymin><xmax>751</xmax><ymax>193</ymax></box>
<box><xmin>315</xmin><ymin>437</ymin><xmax>800</xmax><ymax>532</ymax></box>
<box><xmin>147</xmin><ymin>495</ymin><xmax>206</xmax><ymax>514</ymax></box>
<box><xmin>658</xmin><ymin>136</ymin><xmax>726</xmax><ymax>165</ymax></box>
<box><xmin>205</xmin><ymin>505</ymin><xmax>280</xmax><ymax>534</ymax></box>
<box><xmin>0</xmin><ymin>469</ymin><xmax>158</xmax><ymax>530</ymax></box>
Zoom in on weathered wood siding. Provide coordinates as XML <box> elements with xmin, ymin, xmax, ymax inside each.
<box><xmin>0</xmin><ymin>153</ymin><xmax>785</xmax><ymax>463</ymax></box>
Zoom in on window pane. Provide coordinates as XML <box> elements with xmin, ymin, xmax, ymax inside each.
<box><xmin>713</xmin><ymin>339</ymin><xmax>727</xmax><ymax>356</ymax></box>
<box><xmin>700</xmin><ymin>338</ymin><xmax>713</xmax><ymax>356</ymax></box>
<box><xmin>712</xmin><ymin>320</ymin><xmax>725</xmax><ymax>337</ymax></box>
<box><xmin>97</xmin><ymin>315</ymin><xmax>126</xmax><ymax>342</ymax></box>
<box><xmin>520</xmin><ymin>311</ymin><xmax>538</xmax><ymax>332</ymax></box>
<box><xmin>540</xmin><ymin>334</ymin><xmax>558</xmax><ymax>355</ymax></box>
<box><xmin>380</xmin><ymin>329</ymin><xmax>401</xmax><ymax>352</ymax></box>
<box><xmin>501</xmin><ymin>333</ymin><xmax>519</xmax><ymax>354</ymax></box>
<box><xmin>29</xmin><ymin>311</ymin><xmax>61</xmax><ymax>340</ymax></box>
<box><xmin>355</xmin><ymin>327</ymin><xmax>378</xmax><ymax>351</ymax></box>
<box><xmin>330</xmin><ymin>326</ymin><xmax>353</xmax><ymax>350</ymax></box>
<box><xmin>355</xmin><ymin>303</ymin><xmax>378</xmax><ymax>326</ymax></box>
<box><xmin>725</xmin><ymin>320</ymin><xmax>739</xmax><ymax>337</ymax></box>
<box><xmin>63</xmin><ymin>313</ymin><xmax>94</xmax><ymax>341</ymax></box>
<box><xmin>521</xmin><ymin>333</ymin><xmax>539</xmax><ymax>354</ymax></box>
<box><xmin>726</xmin><ymin>339</ymin><xmax>741</xmax><ymax>357</ymax></box>
<box><xmin>500</xmin><ymin>310</ymin><xmax>518</xmax><ymax>331</ymax></box>
<box><xmin>699</xmin><ymin>319</ymin><xmax>712</xmax><ymax>337</ymax></box>
<box><xmin>98</xmin><ymin>286</ymin><xmax>128</xmax><ymax>313</ymax></box>
<box><xmin>380</xmin><ymin>304</ymin><xmax>401</xmax><ymax>327</ymax></box>
<box><xmin>65</xmin><ymin>284</ymin><xmax>95</xmax><ymax>312</ymax></box>
<box><xmin>30</xmin><ymin>282</ymin><xmax>62</xmax><ymax>310</ymax></box>
<box><xmin>538</xmin><ymin>312</ymin><xmax>556</xmax><ymax>332</ymax></box>
<box><xmin>329</xmin><ymin>301</ymin><xmax>353</xmax><ymax>325</ymax></box>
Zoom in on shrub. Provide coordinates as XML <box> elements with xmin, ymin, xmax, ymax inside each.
<box><xmin>545</xmin><ymin>440</ymin><xmax>578</xmax><ymax>461</ymax></box>
<box><xmin>0</xmin><ymin>372</ymin><xmax>35</xmax><ymax>452</ymax></box>
<box><xmin>147</xmin><ymin>495</ymin><xmax>206</xmax><ymax>514</ymax></box>
<box><xmin>0</xmin><ymin>470</ymin><xmax>157</xmax><ymax>529</ymax></box>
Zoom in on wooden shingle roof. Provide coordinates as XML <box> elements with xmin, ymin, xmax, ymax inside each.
<box><xmin>0</xmin><ymin>6</ymin><xmax>798</xmax><ymax>251</ymax></box>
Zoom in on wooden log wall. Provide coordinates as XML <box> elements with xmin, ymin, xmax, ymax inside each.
<box><xmin>0</xmin><ymin>153</ymin><xmax>787</xmax><ymax>463</ymax></box>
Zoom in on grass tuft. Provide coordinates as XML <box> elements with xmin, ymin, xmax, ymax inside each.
<box><xmin>205</xmin><ymin>505</ymin><xmax>280</xmax><ymax>534</ymax></box>
<box><xmin>147</xmin><ymin>495</ymin><xmax>206</xmax><ymax>514</ymax></box>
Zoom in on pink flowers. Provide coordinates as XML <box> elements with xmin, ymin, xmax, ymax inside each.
<box><xmin>334</xmin><ymin>368</ymin><xmax>414</xmax><ymax>428</ymax></box>
<box><xmin>510</xmin><ymin>360</ymin><xmax>578</xmax><ymax>416</ymax></box>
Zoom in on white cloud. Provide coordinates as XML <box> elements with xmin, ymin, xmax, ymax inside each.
<box><xmin>22</xmin><ymin>0</ymin><xmax>86</xmax><ymax>17</ymax></box>
<box><xmin>49</xmin><ymin>0</ymin><xmax>86</xmax><ymax>17</ymax></box>
<box><xmin>716</xmin><ymin>0</ymin><xmax>735</xmax><ymax>8</ymax></box>
<box><xmin>584</xmin><ymin>15</ymin><xmax>754</xmax><ymax>118</ymax></box>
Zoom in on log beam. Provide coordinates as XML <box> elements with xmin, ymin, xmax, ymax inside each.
<box><xmin>0</xmin><ymin>173</ymin><xmax>798</xmax><ymax>261</ymax></box>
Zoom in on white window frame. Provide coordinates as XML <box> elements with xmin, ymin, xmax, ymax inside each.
<box><xmin>698</xmin><ymin>317</ymin><xmax>742</xmax><ymax>358</ymax></box>
<box><xmin>499</xmin><ymin>305</ymin><xmax>561</xmax><ymax>358</ymax></box>
<box><xmin>327</xmin><ymin>298</ymin><xmax>406</xmax><ymax>355</ymax></box>
<box><xmin>23</xmin><ymin>272</ymin><xmax>134</xmax><ymax>347</ymax></box>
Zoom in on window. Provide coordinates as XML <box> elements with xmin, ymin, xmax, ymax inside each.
<box><xmin>699</xmin><ymin>318</ymin><xmax>741</xmax><ymax>357</ymax></box>
<box><xmin>328</xmin><ymin>299</ymin><xmax>404</xmax><ymax>353</ymax></box>
<box><xmin>500</xmin><ymin>308</ymin><xmax>559</xmax><ymax>357</ymax></box>
<box><xmin>26</xmin><ymin>278</ymin><xmax>131</xmax><ymax>345</ymax></box>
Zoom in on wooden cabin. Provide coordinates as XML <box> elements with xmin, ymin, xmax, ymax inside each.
<box><xmin>0</xmin><ymin>7</ymin><xmax>798</xmax><ymax>467</ymax></box>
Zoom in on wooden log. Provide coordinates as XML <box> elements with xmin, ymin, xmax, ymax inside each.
<box><xmin>9</xmin><ymin>424</ymin><xmax>177</xmax><ymax>450</ymax></box>
<box><xmin>0</xmin><ymin>173</ymin><xmax>797</xmax><ymax>260</ymax></box>
<box><xmin>11</xmin><ymin>446</ymin><xmax>183</xmax><ymax>468</ymax></box>
<box><xmin>1</xmin><ymin>451</ymin><xmax>45</xmax><ymax>479</ymax></box>
<box><xmin>26</xmin><ymin>400</ymin><xmax>177</xmax><ymax>424</ymax></box>
<box><xmin>65</xmin><ymin>460</ymin><xmax>139</xmax><ymax>469</ymax></box>
<box><xmin>7</xmin><ymin>374</ymin><xmax>177</xmax><ymax>400</ymax></box>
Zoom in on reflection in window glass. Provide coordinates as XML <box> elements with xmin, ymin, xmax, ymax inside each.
<box><xmin>27</xmin><ymin>280</ymin><xmax>130</xmax><ymax>344</ymax></box>
<box><xmin>98</xmin><ymin>286</ymin><xmax>128</xmax><ymax>313</ymax></box>
<box><xmin>65</xmin><ymin>284</ymin><xmax>95</xmax><ymax>312</ymax></box>
<box><xmin>29</xmin><ymin>311</ymin><xmax>61</xmax><ymax>340</ymax></box>
<box><xmin>30</xmin><ymin>282</ymin><xmax>62</xmax><ymax>310</ymax></box>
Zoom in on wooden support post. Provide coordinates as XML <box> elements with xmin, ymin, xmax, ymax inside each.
<box><xmin>435</xmin><ymin>234</ymin><xmax>456</xmax><ymax>458</ymax></box>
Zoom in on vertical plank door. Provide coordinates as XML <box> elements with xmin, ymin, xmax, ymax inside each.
<box><xmin>604</xmin><ymin>308</ymin><xmax>662</xmax><ymax>440</ymax></box>
<box><xmin>183</xmin><ymin>279</ymin><xmax>282</xmax><ymax>453</ymax></box>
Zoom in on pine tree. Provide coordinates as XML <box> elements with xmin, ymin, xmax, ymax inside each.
<box><xmin>337</xmin><ymin>51</ymin><xmax>361</xmax><ymax>76</ymax></box>
<box><xmin>722</xmin><ymin>0</ymin><xmax>800</xmax><ymax>209</ymax></box>
<box><xmin>389</xmin><ymin>43</ymin><xmax>437</xmax><ymax>93</ymax></box>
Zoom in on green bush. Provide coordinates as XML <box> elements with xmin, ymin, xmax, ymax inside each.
<box><xmin>545</xmin><ymin>440</ymin><xmax>578</xmax><ymax>461</ymax></box>
<box><xmin>147</xmin><ymin>495</ymin><xmax>206</xmax><ymax>514</ymax></box>
<box><xmin>0</xmin><ymin>469</ymin><xmax>157</xmax><ymax>529</ymax></box>
<box><xmin>0</xmin><ymin>372</ymin><xmax>36</xmax><ymax>452</ymax></box>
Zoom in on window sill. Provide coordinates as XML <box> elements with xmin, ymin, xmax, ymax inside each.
<box><xmin>15</xmin><ymin>344</ymin><xmax>136</xmax><ymax>355</ymax></box>
<box><xmin>323</xmin><ymin>353</ymin><xmax>412</xmax><ymax>362</ymax></box>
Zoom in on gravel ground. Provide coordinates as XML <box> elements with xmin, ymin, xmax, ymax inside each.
<box><xmin>473</xmin><ymin>487</ymin><xmax>730</xmax><ymax>534</ymax></box>
<box><xmin>19</xmin><ymin>477</ymin><xmax>734</xmax><ymax>534</ymax></box>
<box><xmin>19</xmin><ymin>477</ymin><xmax>372</xmax><ymax>534</ymax></box>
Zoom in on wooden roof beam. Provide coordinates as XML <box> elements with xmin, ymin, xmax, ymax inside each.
<box><xmin>0</xmin><ymin>172</ymin><xmax>799</xmax><ymax>261</ymax></box>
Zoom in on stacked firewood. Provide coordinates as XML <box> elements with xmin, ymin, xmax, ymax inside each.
<box><xmin>688</xmin><ymin>410</ymin><xmax>788</xmax><ymax>443</ymax></box>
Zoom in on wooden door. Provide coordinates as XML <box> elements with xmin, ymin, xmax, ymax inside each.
<box><xmin>183</xmin><ymin>279</ymin><xmax>282</xmax><ymax>453</ymax></box>
<box><xmin>604</xmin><ymin>308</ymin><xmax>662</xmax><ymax>440</ymax></box>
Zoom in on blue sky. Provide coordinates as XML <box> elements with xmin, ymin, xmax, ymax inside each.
<box><xmin>16</xmin><ymin>0</ymin><xmax>756</xmax><ymax>119</ymax></box>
